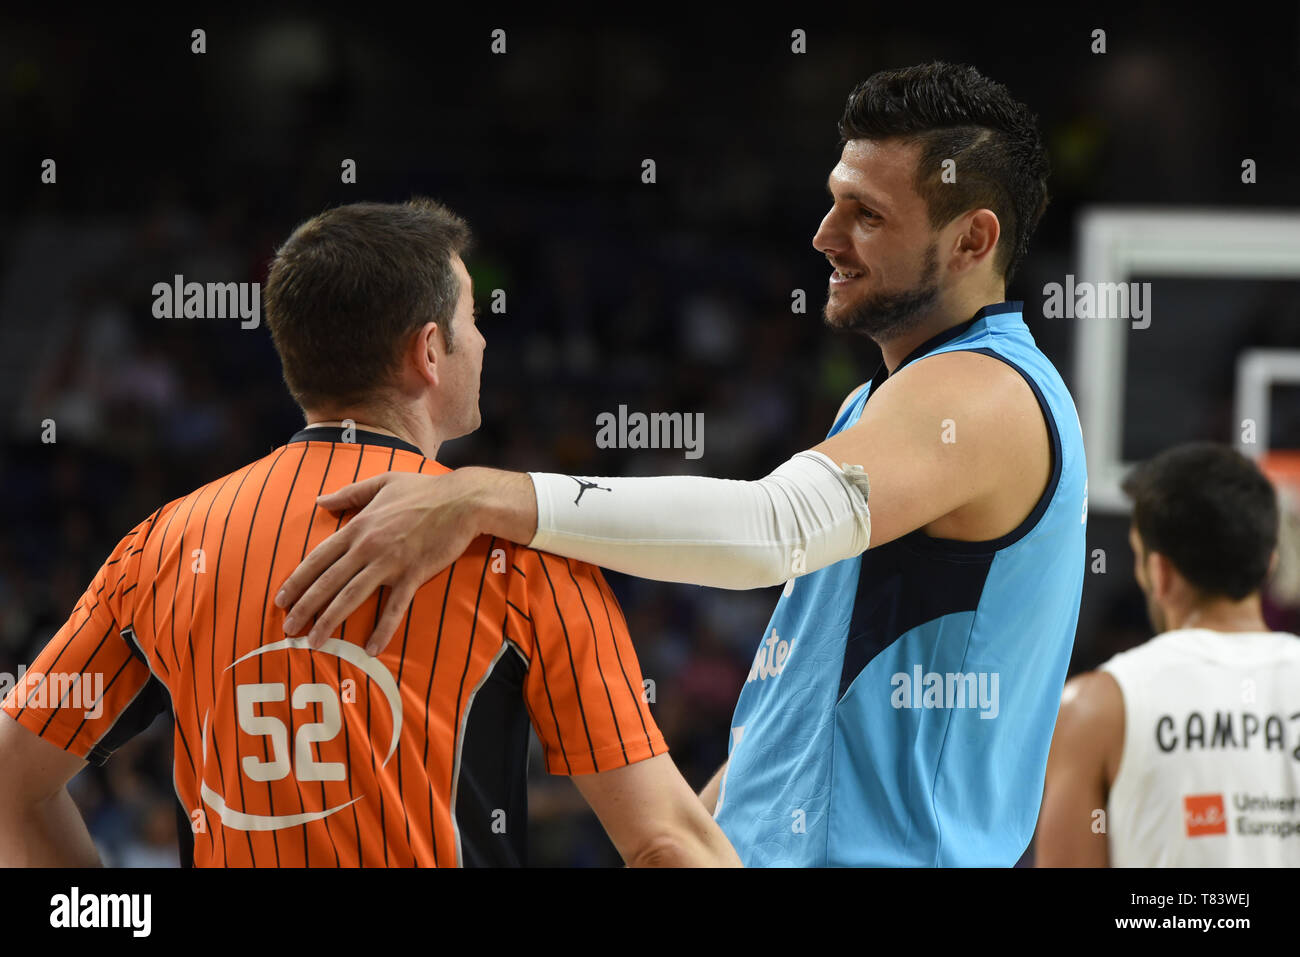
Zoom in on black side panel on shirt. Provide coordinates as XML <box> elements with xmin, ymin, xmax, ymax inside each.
<box><xmin>173</xmin><ymin>717</ymin><xmax>196</xmax><ymax>867</ymax></box>
<box><xmin>838</xmin><ymin>537</ymin><xmax>994</xmax><ymax>700</ymax></box>
<box><xmin>455</xmin><ymin>649</ymin><xmax>531</xmax><ymax>867</ymax></box>
<box><xmin>85</xmin><ymin>675</ymin><xmax>169</xmax><ymax>766</ymax></box>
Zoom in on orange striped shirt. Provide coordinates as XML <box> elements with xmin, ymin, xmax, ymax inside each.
<box><xmin>1</xmin><ymin>427</ymin><xmax>665</xmax><ymax>866</ymax></box>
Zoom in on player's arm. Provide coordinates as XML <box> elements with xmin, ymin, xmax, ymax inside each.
<box><xmin>511</xmin><ymin>550</ymin><xmax>740</xmax><ymax>867</ymax></box>
<box><xmin>698</xmin><ymin>760</ymin><xmax>727</xmax><ymax>815</ymax></box>
<box><xmin>0</xmin><ymin>713</ymin><xmax>99</xmax><ymax>866</ymax></box>
<box><xmin>572</xmin><ymin>754</ymin><xmax>740</xmax><ymax>867</ymax></box>
<box><xmin>277</xmin><ymin>352</ymin><xmax>1026</xmax><ymax>653</ymax></box>
<box><xmin>1034</xmin><ymin>671</ymin><xmax>1124</xmax><ymax>867</ymax></box>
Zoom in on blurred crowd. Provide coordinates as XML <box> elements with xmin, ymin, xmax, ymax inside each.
<box><xmin>1</xmin><ymin>10</ymin><xmax>1297</xmax><ymax>866</ymax></box>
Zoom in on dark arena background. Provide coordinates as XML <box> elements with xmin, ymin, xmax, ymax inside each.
<box><xmin>1</xmin><ymin>1</ymin><xmax>1298</xmax><ymax>899</ymax></box>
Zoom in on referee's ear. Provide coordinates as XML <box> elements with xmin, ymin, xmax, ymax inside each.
<box><xmin>405</xmin><ymin>320</ymin><xmax>443</xmax><ymax>390</ymax></box>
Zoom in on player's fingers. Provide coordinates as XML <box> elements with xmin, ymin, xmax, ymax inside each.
<box><xmin>282</xmin><ymin>545</ymin><xmax>365</xmax><ymax>638</ymax></box>
<box><xmin>315</xmin><ymin>473</ymin><xmax>391</xmax><ymax>513</ymax></box>
<box><xmin>275</xmin><ymin>525</ymin><xmax>355</xmax><ymax>616</ymax></box>
<box><xmin>364</xmin><ymin>580</ymin><xmax>418</xmax><ymax>657</ymax></box>
<box><xmin>305</xmin><ymin>564</ymin><xmax>385</xmax><ymax>649</ymax></box>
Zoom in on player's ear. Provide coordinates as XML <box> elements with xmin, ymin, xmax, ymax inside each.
<box><xmin>1148</xmin><ymin>550</ymin><xmax>1175</xmax><ymax>601</ymax></box>
<box><xmin>953</xmin><ymin>209</ymin><xmax>999</xmax><ymax>267</ymax></box>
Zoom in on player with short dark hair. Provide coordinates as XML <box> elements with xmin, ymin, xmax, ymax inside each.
<box><xmin>1037</xmin><ymin>442</ymin><xmax>1300</xmax><ymax>866</ymax></box>
<box><xmin>277</xmin><ymin>63</ymin><xmax>1087</xmax><ymax>867</ymax></box>
<box><xmin>0</xmin><ymin>198</ymin><xmax>740</xmax><ymax>868</ymax></box>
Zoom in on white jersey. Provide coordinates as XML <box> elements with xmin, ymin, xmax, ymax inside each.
<box><xmin>1100</xmin><ymin>627</ymin><xmax>1300</xmax><ymax>866</ymax></box>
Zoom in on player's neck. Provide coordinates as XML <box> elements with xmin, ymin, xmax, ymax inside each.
<box><xmin>1166</xmin><ymin>594</ymin><xmax>1268</xmax><ymax>634</ymax></box>
<box><xmin>878</xmin><ymin>290</ymin><xmax>1007</xmax><ymax>373</ymax></box>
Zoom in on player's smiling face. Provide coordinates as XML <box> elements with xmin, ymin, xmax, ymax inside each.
<box><xmin>812</xmin><ymin>138</ymin><xmax>942</xmax><ymax>342</ymax></box>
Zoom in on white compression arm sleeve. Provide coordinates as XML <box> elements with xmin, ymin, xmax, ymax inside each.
<box><xmin>525</xmin><ymin>450</ymin><xmax>871</xmax><ymax>589</ymax></box>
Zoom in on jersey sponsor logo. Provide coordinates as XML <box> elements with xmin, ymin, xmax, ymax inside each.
<box><xmin>746</xmin><ymin>630</ymin><xmax>793</xmax><ymax>683</ymax></box>
<box><xmin>1184</xmin><ymin>793</ymin><xmax>1227</xmax><ymax>837</ymax></box>
<box><xmin>1228</xmin><ymin>792</ymin><xmax>1300</xmax><ymax>839</ymax></box>
<box><xmin>1233</xmin><ymin>792</ymin><xmax>1300</xmax><ymax>814</ymax></box>
<box><xmin>1155</xmin><ymin>710</ymin><xmax>1300</xmax><ymax>760</ymax></box>
<box><xmin>199</xmin><ymin>636</ymin><xmax>401</xmax><ymax>831</ymax></box>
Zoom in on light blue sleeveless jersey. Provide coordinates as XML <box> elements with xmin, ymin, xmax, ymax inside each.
<box><xmin>714</xmin><ymin>301</ymin><xmax>1087</xmax><ymax>866</ymax></box>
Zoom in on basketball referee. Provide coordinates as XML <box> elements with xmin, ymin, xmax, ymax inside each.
<box><xmin>0</xmin><ymin>199</ymin><xmax>740</xmax><ymax>868</ymax></box>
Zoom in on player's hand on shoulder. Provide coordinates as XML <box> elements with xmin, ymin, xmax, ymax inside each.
<box><xmin>275</xmin><ymin>469</ymin><xmax>481</xmax><ymax>656</ymax></box>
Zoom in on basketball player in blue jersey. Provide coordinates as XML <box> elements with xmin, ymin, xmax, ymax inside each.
<box><xmin>276</xmin><ymin>62</ymin><xmax>1087</xmax><ymax>866</ymax></box>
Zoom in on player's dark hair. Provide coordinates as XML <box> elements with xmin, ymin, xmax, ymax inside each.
<box><xmin>1122</xmin><ymin>443</ymin><xmax>1278</xmax><ymax>602</ymax></box>
<box><xmin>837</xmin><ymin>61</ymin><xmax>1050</xmax><ymax>285</ymax></box>
<box><xmin>264</xmin><ymin>197</ymin><xmax>472</xmax><ymax>411</ymax></box>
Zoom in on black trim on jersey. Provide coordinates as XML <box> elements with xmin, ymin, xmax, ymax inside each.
<box><xmin>835</xmin><ymin>301</ymin><xmax>1043</xmax><ymax>698</ymax></box>
<box><xmin>908</xmin><ymin>348</ymin><xmax>1064</xmax><ymax>555</ymax></box>
<box><xmin>84</xmin><ymin>676</ymin><xmax>169</xmax><ymax>766</ymax></box>
<box><xmin>174</xmin><ymin>784</ymin><xmax>195</xmax><ymax>868</ymax></box>
<box><xmin>865</xmin><ymin>301</ymin><xmax>1024</xmax><ymax>391</ymax></box>
<box><xmin>287</xmin><ymin>426</ymin><xmax>424</xmax><ymax>457</ymax></box>
<box><xmin>838</xmin><ymin>542</ymin><xmax>994</xmax><ymax>700</ymax></box>
<box><xmin>454</xmin><ymin>648</ymin><xmax>532</xmax><ymax>867</ymax></box>
<box><xmin>169</xmin><ymin>700</ymin><xmax>196</xmax><ymax>868</ymax></box>
<box><xmin>850</xmin><ymin>301</ymin><xmax>1062</xmax><ymax>556</ymax></box>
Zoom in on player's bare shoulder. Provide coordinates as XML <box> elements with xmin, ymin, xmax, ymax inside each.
<box><xmin>813</xmin><ymin>348</ymin><xmax>1055</xmax><ymax>547</ymax></box>
<box><xmin>1056</xmin><ymin>669</ymin><xmax>1126</xmax><ymax>785</ymax></box>
<box><xmin>1061</xmin><ymin>669</ymin><xmax>1125</xmax><ymax>724</ymax></box>
<box><xmin>886</xmin><ymin>349</ymin><xmax>1051</xmax><ymax>538</ymax></box>
<box><xmin>886</xmin><ymin>349</ymin><xmax>1045</xmax><ymax>444</ymax></box>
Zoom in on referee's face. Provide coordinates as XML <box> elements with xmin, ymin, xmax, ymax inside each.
<box><xmin>813</xmin><ymin>138</ymin><xmax>941</xmax><ymax>342</ymax></box>
<box><xmin>439</xmin><ymin>255</ymin><xmax>486</xmax><ymax>439</ymax></box>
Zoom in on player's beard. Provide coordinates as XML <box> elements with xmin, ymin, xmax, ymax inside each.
<box><xmin>823</xmin><ymin>240</ymin><xmax>941</xmax><ymax>342</ymax></box>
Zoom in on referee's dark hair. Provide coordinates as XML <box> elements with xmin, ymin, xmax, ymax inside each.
<box><xmin>1122</xmin><ymin>443</ymin><xmax>1279</xmax><ymax>601</ymax></box>
<box><xmin>837</xmin><ymin>62</ymin><xmax>1050</xmax><ymax>286</ymax></box>
<box><xmin>264</xmin><ymin>197</ymin><xmax>473</xmax><ymax>412</ymax></box>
